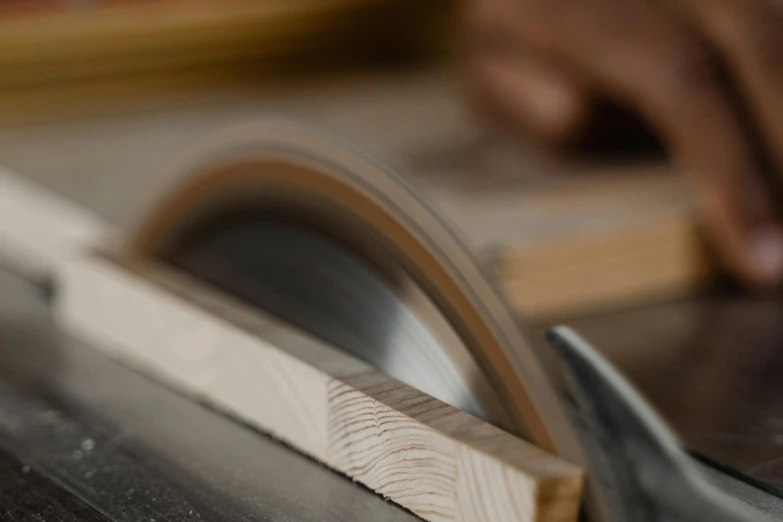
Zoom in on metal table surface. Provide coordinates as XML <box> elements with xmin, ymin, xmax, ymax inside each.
<box><xmin>0</xmin><ymin>268</ymin><xmax>418</xmax><ymax>522</ymax></box>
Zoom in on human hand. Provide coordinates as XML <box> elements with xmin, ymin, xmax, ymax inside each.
<box><xmin>464</xmin><ymin>0</ymin><xmax>783</xmax><ymax>287</ymax></box>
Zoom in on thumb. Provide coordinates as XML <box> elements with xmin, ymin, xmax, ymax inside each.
<box><xmin>466</xmin><ymin>50</ymin><xmax>591</xmax><ymax>146</ymax></box>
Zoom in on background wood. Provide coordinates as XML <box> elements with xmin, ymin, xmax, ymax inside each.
<box><xmin>495</xmin><ymin>205</ymin><xmax>709</xmax><ymax>319</ymax></box>
<box><xmin>0</xmin><ymin>0</ymin><xmax>387</xmax><ymax>89</ymax></box>
<box><xmin>56</xmin><ymin>254</ymin><xmax>583</xmax><ymax>522</ymax></box>
<box><xmin>0</xmin><ymin>70</ymin><xmax>712</xmax><ymax>322</ymax></box>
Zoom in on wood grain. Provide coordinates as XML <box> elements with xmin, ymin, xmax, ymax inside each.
<box><xmin>496</xmin><ymin>208</ymin><xmax>710</xmax><ymax>320</ymax></box>
<box><xmin>55</xmin><ymin>254</ymin><xmax>582</xmax><ymax>522</ymax></box>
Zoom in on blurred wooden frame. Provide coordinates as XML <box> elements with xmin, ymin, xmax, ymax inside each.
<box><xmin>0</xmin><ymin>0</ymin><xmax>452</xmax><ymax>89</ymax></box>
<box><xmin>0</xmin><ymin>66</ymin><xmax>714</xmax><ymax>323</ymax></box>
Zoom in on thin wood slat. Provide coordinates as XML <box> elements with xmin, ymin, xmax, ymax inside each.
<box><xmin>0</xmin><ymin>166</ymin><xmax>108</xmax><ymax>280</ymax></box>
<box><xmin>55</xmin><ymin>255</ymin><xmax>583</xmax><ymax>522</ymax></box>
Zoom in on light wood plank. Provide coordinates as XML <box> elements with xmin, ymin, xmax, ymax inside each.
<box><xmin>55</xmin><ymin>254</ymin><xmax>582</xmax><ymax>522</ymax></box>
<box><xmin>0</xmin><ymin>165</ymin><xmax>109</xmax><ymax>280</ymax></box>
<box><xmin>495</xmin><ymin>209</ymin><xmax>710</xmax><ymax>320</ymax></box>
<box><xmin>413</xmin><ymin>145</ymin><xmax>710</xmax><ymax>322</ymax></box>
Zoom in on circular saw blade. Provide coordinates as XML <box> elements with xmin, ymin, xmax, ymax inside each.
<box><xmin>123</xmin><ymin>122</ymin><xmax>577</xmax><ymax>457</ymax></box>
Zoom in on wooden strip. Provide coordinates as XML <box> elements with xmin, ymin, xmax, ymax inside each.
<box><xmin>495</xmin><ymin>210</ymin><xmax>712</xmax><ymax>321</ymax></box>
<box><xmin>55</xmin><ymin>255</ymin><xmax>582</xmax><ymax>522</ymax></box>
<box><xmin>0</xmin><ymin>166</ymin><xmax>109</xmax><ymax>280</ymax></box>
<box><xmin>419</xmin><ymin>158</ymin><xmax>713</xmax><ymax>323</ymax></box>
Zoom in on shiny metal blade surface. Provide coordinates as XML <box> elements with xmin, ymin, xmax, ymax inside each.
<box><xmin>124</xmin><ymin>122</ymin><xmax>578</xmax><ymax>456</ymax></box>
<box><xmin>552</xmin><ymin>296</ymin><xmax>783</xmax><ymax>497</ymax></box>
<box><xmin>546</xmin><ymin>326</ymin><xmax>777</xmax><ymax>522</ymax></box>
<box><xmin>175</xmin><ymin>219</ymin><xmax>487</xmax><ymax>419</ymax></box>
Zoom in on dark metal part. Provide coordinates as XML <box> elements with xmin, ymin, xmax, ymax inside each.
<box><xmin>561</xmin><ymin>299</ymin><xmax>783</xmax><ymax>495</ymax></box>
<box><xmin>0</xmin><ymin>268</ymin><xmax>417</xmax><ymax>522</ymax></box>
<box><xmin>546</xmin><ymin>326</ymin><xmax>777</xmax><ymax>522</ymax></box>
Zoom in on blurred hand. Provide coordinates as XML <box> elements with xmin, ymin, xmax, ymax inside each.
<box><xmin>464</xmin><ymin>0</ymin><xmax>783</xmax><ymax>288</ymax></box>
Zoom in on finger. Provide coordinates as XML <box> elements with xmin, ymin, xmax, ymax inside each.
<box><xmin>672</xmin><ymin>0</ymin><xmax>783</xmax><ymax>173</ymax></box>
<box><xmin>461</xmin><ymin>0</ymin><xmax>592</xmax><ymax>144</ymax></box>
<box><xmin>465</xmin><ymin>49</ymin><xmax>591</xmax><ymax>145</ymax></box>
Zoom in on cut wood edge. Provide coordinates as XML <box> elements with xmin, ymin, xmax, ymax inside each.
<box><xmin>496</xmin><ymin>210</ymin><xmax>715</xmax><ymax>323</ymax></box>
<box><xmin>55</xmin><ymin>254</ymin><xmax>583</xmax><ymax>522</ymax></box>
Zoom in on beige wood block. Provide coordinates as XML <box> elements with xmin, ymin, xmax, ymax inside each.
<box><xmin>0</xmin><ymin>165</ymin><xmax>108</xmax><ymax>280</ymax></box>
<box><xmin>329</xmin><ymin>369</ymin><xmax>582</xmax><ymax>522</ymax></box>
<box><xmin>497</xmin><ymin>211</ymin><xmax>712</xmax><ymax>321</ymax></box>
<box><xmin>58</xmin><ymin>256</ymin><xmax>329</xmax><ymax>459</ymax></box>
<box><xmin>209</xmin><ymin>325</ymin><xmax>329</xmax><ymax>459</ymax></box>
<box><xmin>453</xmin><ymin>423</ymin><xmax>583</xmax><ymax>522</ymax></box>
<box><xmin>56</xmin><ymin>254</ymin><xmax>583</xmax><ymax>522</ymax></box>
<box><xmin>328</xmin><ymin>378</ymin><xmax>458</xmax><ymax>521</ymax></box>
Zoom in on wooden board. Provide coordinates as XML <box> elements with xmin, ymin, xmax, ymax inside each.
<box><xmin>0</xmin><ymin>166</ymin><xmax>109</xmax><ymax>281</ymax></box>
<box><xmin>55</xmin><ymin>254</ymin><xmax>583</xmax><ymax>522</ymax></box>
<box><xmin>0</xmin><ymin>0</ymin><xmax>374</xmax><ymax>89</ymax></box>
<box><xmin>412</xmin><ymin>149</ymin><xmax>709</xmax><ymax>321</ymax></box>
<box><xmin>0</xmin><ymin>71</ymin><xmax>713</xmax><ymax>321</ymax></box>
